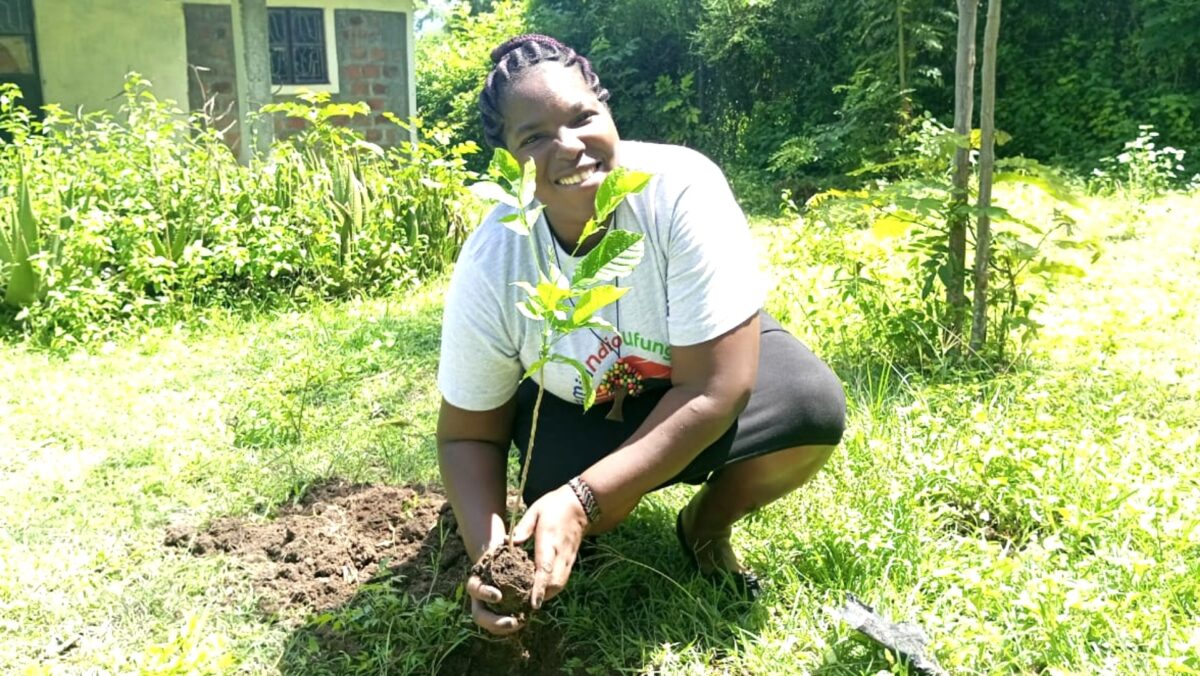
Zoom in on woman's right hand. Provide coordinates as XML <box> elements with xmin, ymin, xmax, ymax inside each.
<box><xmin>466</xmin><ymin>539</ymin><xmax>524</xmax><ymax>635</ymax></box>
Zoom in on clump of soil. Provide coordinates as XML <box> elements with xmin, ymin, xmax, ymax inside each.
<box><xmin>472</xmin><ymin>544</ymin><xmax>537</xmax><ymax>617</ymax></box>
<box><xmin>164</xmin><ymin>480</ymin><xmax>467</xmax><ymax>613</ymax></box>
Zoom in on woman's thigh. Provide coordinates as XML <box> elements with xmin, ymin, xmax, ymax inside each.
<box><xmin>510</xmin><ymin>312</ymin><xmax>846</xmax><ymax>504</ymax></box>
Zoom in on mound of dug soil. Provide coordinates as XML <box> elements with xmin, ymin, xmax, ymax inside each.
<box><xmin>165</xmin><ymin>480</ymin><xmax>570</xmax><ymax>673</ymax></box>
<box><xmin>164</xmin><ymin>481</ymin><xmax>466</xmax><ymax>613</ymax></box>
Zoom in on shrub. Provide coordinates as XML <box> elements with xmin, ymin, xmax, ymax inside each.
<box><xmin>0</xmin><ymin>77</ymin><xmax>480</xmax><ymax>346</ymax></box>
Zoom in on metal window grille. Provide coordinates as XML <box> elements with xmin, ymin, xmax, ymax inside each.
<box><xmin>0</xmin><ymin>0</ymin><xmax>31</xmax><ymax>35</ymax></box>
<box><xmin>268</xmin><ymin>8</ymin><xmax>327</xmax><ymax>85</ymax></box>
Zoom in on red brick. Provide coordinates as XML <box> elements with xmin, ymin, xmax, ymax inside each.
<box><xmin>366</xmin><ymin>98</ymin><xmax>385</xmax><ymax>111</ymax></box>
<box><xmin>366</xmin><ymin>128</ymin><xmax>383</xmax><ymax>142</ymax></box>
<box><xmin>362</xmin><ymin>65</ymin><xmax>381</xmax><ymax>78</ymax></box>
<box><xmin>343</xmin><ymin>65</ymin><xmax>363</xmax><ymax>79</ymax></box>
<box><xmin>286</xmin><ymin>117</ymin><xmax>306</xmax><ymax>130</ymax></box>
<box><xmin>383</xmin><ymin>66</ymin><xmax>399</xmax><ymax>78</ymax></box>
<box><xmin>372</xmin><ymin>83</ymin><xmax>387</xmax><ymax>95</ymax></box>
<box><xmin>351</xmin><ymin>47</ymin><xmax>367</xmax><ymax>60</ymax></box>
<box><xmin>350</xmin><ymin>80</ymin><xmax>369</xmax><ymax>97</ymax></box>
<box><xmin>370</xmin><ymin>48</ymin><xmax>386</xmax><ymax>61</ymax></box>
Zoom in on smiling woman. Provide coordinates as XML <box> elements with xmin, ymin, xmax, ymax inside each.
<box><xmin>434</xmin><ymin>34</ymin><xmax>847</xmax><ymax>637</ymax></box>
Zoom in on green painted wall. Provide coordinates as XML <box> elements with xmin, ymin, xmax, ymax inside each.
<box><xmin>31</xmin><ymin>0</ymin><xmax>416</xmax><ymax>118</ymax></box>
<box><xmin>34</xmin><ymin>0</ymin><xmax>190</xmax><ymax>114</ymax></box>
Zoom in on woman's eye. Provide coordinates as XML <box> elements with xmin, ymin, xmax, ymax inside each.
<box><xmin>572</xmin><ymin>112</ymin><xmax>595</xmax><ymax>127</ymax></box>
<box><xmin>520</xmin><ymin>134</ymin><xmax>542</xmax><ymax>147</ymax></box>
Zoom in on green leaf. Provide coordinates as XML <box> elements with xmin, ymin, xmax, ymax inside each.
<box><xmin>548</xmin><ymin>354</ymin><xmax>596</xmax><ymax>410</ymax></box>
<box><xmin>1030</xmin><ymin>261</ymin><xmax>1086</xmax><ymax>277</ymax></box>
<box><xmin>521</xmin><ymin>356</ymin><xmax>551</xmax><ymax>381</ymax></box>
<box><xmin>3</xmin><ymin>163</ymin><xmax>40</xmax><ymax>308</ymax></box>
<box><xmin>573</xmin><ymin>230</ymin><xmax>644</xmax><ymax>288</ymax></box>
<box><xmin>593</xmin><ymin>168</ymin><xmax>651</xmax><ymax>224</ymax></box>
<box><xmin>569</xmin><ymin>284</ymin><xmax>628</xmax><ymax>326</ymax></box>
<box><xmin>489</xmin><ymin>148</ymin><xmax>521</xmax><ymax>184</ymax></box>
<box><xmin>469</xmin><ymin>181</ymin><xmax>519</xmax><ymax>209</ymax></box>
<box><xmin>519</xmin><ymin>157</ymin><xmax>537</xmax><ymax>208</ymax></box>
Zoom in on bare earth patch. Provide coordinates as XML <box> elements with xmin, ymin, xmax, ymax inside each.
<box><xmin>164</xmin><ymin>480</ymin><xmax>567</xmax><ymax>673</ymax></box>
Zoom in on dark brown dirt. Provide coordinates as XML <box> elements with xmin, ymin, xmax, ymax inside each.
<box><xmin>164</xmin><ymin>480</ymin><xmax>468</xmax><ymax>613</ymax></box>
<box><xmin>166</xmin><ymin>480</ymin><xmax>572</xmax><ymax>674</ymax></box>
<box><xmin>472</xmin><ymin>544</ymin><xmax>537</xmax><ymax>618</ymax></box>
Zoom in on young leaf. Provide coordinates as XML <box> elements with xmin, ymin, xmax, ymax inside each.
<box><xmin>519</xmin><ymin>157</ymin><xmax>538</xmax><ymax>208</ymax></box>
<box><xmin>573</xmin><ymin>230</ymin><xmax>645</xmax><ymax>287</ymax></box>
<box><xmin>521</xmin><ymin>356</ymin><xmax>551</xmax><ymax>381</ymax></box>
<box><xmin>570</xmin><ymin>284</ymin><xmax>629</xmax><ymax>326</ymax></box>
<box><xmin>498</xmin><ymin>211</ymin><xmax>531</xmax><ymax>236</ymax></box>
<box><xmin>549</xmin><ymin>354</ymin><xmax>597</xmax><ymax>410</ymax></box>
<box><xmin>490</xmin><ymin>147</ymin><xmax>522</xmax><ymax>184</ymax></box>
<box><xmin>593</xmin><ymin>168</ymin><xmax>651</xmax><ymax>224</ymax></box>
<box><xmin>470</xmin><ymin>181</ymin><xmax>519</xmax><ymax>209</ymax></box>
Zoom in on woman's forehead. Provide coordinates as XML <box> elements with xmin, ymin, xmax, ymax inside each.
<box><xmin>503</xmin><ymin>62</ymin><xmax>596</xmax><ymax>115</ymax></box>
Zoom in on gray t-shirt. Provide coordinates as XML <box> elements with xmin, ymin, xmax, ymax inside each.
<box><xmin>438</xmin><ymin>141</ymin><xmax>766</xmax><ymax>411</ymax></box>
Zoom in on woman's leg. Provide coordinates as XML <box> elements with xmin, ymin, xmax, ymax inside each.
<box><xmin>677</xmin><ymin>314</ymin><xmax>845</xmax><ymax>574</ymax></box>
<box><xmin>679</xmin><ymin>443</ymin><xmax>834</xmax><ymax>572</ymax></box>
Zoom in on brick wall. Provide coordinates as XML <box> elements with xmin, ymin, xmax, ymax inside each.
<box><xmin>274</xmin><ymin>9</ymin><xmax>410</xmax><ymax>147</ymax></box>
<box><xmin>183</xmin><ymin>6</ymin><xmax>410</xmax><ymax>151</ymax></box>
<box><xmin>183</xmin><ymin>4</ymin><xmax>242</xmax><ymax>155</ymax></box>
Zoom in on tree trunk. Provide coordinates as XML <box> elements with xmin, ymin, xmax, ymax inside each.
<box><xmin>238</xmin><ymin>0</ymin><xmax>274</xmax><ymax>160</ymax></box>
<box><xmin>970</xmin><ymin>0</ymin><xmax>1002</xmax><ymax>355</ymax></box>
<box><xmin>947</xmin><ymin>0</ymin><xmax>978</xmax><ymax>351</ymax></box>
<box><xmin>897</xmin><ymin>0</ymin><xmax>911</xmax><ymax>118</ymax></box>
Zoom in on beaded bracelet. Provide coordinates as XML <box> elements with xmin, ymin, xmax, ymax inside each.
<box><xmin>568</xmin><ymin>476</ymin><xmax>601</xmax><ymax>524</ymax></box>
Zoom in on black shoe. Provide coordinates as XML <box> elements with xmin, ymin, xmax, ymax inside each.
<box><xmin>674</xmin><ymin>509</ymin><xmax>764</xmax><ymax>600</ymax></box>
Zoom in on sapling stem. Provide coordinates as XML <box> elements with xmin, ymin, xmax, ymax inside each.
<box><xmin>468</xmin><ymin>148</ymin><xmax>650</xmax><ymax>554</ymax></box>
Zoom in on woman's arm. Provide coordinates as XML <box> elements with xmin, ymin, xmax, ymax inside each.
<box><xmin>581</xmin><ymin>311</ymin><xmax>761</xmax><ymax>517</ymax></box>
<box><xmin>436</xmin><ymin>397</ymin><xmax>515</xmax><ymax>562</ymax></box>
<box><xmin>437</xmin><ymin>397</ymin><xmax>529</xmax><ymax>635</ymax></box>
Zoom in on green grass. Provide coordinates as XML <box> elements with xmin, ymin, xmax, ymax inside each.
<box><xmin>2</xmin><ymin>191</ymin><xmax>1199</xmax><ymax>674</ymax></box>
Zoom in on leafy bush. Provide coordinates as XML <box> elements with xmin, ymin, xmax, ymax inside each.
<box><xmin>796</xmin><ymin>120</ymin><xmax>1099</xmax><ymax>370</ymax></box>
<box><xmin>415</xmin><ymin>0</ymin><xmax>530</xmax><ymax>172</ymax></box>
<box><xmin>0</xmin><ymin>78</ymin><xmax>480</xmax><ymax>346</ymax></box>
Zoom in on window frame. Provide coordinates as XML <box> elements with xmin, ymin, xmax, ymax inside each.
<box><xmin>267</xmin><ymin>6</ymin><xmax>340</xmax><ymax>95</ymax></box>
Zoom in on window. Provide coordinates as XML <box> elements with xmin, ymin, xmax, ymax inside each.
<box><xmin>268</xmin><ymin>8</ymin><xmax>328</xmax><ymax>85</ymax></box>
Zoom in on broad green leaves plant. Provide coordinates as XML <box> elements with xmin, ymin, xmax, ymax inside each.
<box><xmin>470</xmin><ymin>147</ymin><xmax>650</xmax><ymax>538</ymax></box>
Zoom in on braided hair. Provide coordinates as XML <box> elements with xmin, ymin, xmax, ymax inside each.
<box><xmin>478</xmin><ymin>34</ymin><xmax>610</xmax><ymax>148</ymax></box>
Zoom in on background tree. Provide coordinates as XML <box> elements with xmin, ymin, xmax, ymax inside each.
<box><xmin>947</xmin><ymin>0</ymin><xmax>977</xmax><ymax>346</ymax></box>
<box><xmin>971</xmin><ymin>0</ymin><xmax>1002</xmax><ymax>354</ymax></box>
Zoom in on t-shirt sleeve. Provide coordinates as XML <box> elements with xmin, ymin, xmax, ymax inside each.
<box><xmin>665</xmin><ymin>156</ymin><xmax>767</xmax><ymax>346</ymax></box>
<box><xmin>437</xmin><ymin>254</ymin><xmax>523</xmax><ymax>410</ymax></box>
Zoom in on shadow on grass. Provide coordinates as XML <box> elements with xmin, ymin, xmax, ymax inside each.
<box><xmin>276</xmin><ymin>499</ymin><xmax>766</xmax><ymax>675</ymax></box>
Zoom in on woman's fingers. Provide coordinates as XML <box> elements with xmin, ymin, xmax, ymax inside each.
<box><xmin>471</xmin><ymin>597</ymin><xmax>523</xmax><ymax>636</ymax></box>
<box><xmin>465</xmin><ymin>575</ymin><xmax>501</xmax><ymax>605</ymax></box>
<box><xmin>512</xmin><ymin>503</ymin><xmax>539</xmax><ymax>544</ymax></box>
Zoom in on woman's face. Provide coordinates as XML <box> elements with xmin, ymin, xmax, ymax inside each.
<box><xmin>500</xmin><ymin>62</ymin><xmax>620</xmax><ymax>236</ymax></box>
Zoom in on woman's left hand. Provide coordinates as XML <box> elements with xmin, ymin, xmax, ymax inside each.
<box><xmin>511</xmin><ymin>484</ymin><xmax>590</xmax><ymax>609</ymax></box>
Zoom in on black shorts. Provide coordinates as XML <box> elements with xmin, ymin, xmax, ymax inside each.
<box><xmin>510</xmin><ymin>311</ymin><xmax>847</xmax><ymax>505</ymax></box>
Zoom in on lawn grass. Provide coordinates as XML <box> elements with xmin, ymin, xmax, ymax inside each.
<box><xmin>2</xmin><ymin>191</ymin><xmax>1198</xmax><ymax>674</ymax></box>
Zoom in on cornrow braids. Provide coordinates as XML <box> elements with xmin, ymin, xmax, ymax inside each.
<box><xmin>478</xmin><ymin>34</ymin><xmax>610</xmax><ymax>148</ymax></box>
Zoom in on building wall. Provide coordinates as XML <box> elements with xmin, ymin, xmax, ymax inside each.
<box><xmin>321</xmin><ymin>8</ymin><xmax>409</xmax><ymax>146</ymax></box>
<box><xmin>184</xmin><ymin>4</ymin><xmax>241</xmax><ymax>151</ymax></box>
<box><xmin>31</xmin><ymin>0</ymin><xmax>415</xmax><ymax>147</ymax></box>
<box><xmin>34</xmin><ymin>0</ymin><xmax>191</xmax><ymax>114</ymax></box>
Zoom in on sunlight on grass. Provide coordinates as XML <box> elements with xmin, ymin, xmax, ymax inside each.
<box><xmin>3</xmin><ymin>193</ymin><xmax>1198</xmax><ymax>673</ymax></box>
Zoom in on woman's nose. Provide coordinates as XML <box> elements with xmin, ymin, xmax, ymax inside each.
<box><xmin>554</xmin><ymin>129</ymin><xmax>585</xmax><ymax>156</ymax></box>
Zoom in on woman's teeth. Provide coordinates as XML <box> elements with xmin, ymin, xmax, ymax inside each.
<box><xmin>556</xmin><ymin>164</ymin><xmax>599</xmax><ymax>186</ymax></box>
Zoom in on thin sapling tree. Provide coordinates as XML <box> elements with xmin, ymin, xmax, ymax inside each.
<box><xmin>466</xmin><ymin>148</ymin><xmax>650</xmax><ymax>616</ymax></box>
